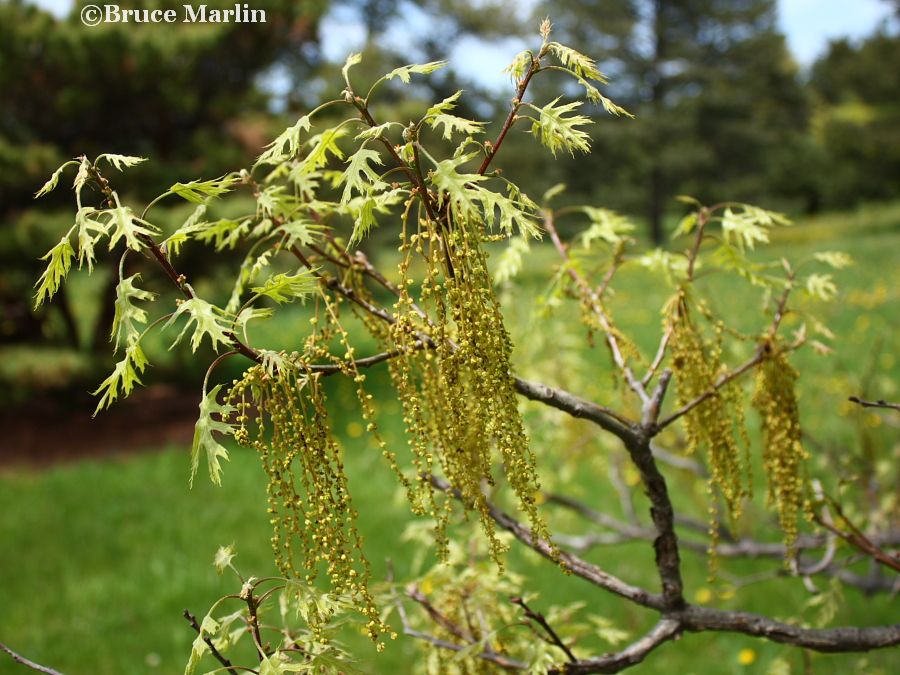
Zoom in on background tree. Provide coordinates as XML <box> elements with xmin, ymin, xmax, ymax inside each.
<box><xmin>809</xmin><ymin>25</ymin><xmax>900</xmax><ymax>209</ymax></box>
<box><xmin>517</xmin><ymin>0</ymin><xmax>811</xmax><ymax>243</ymax></box>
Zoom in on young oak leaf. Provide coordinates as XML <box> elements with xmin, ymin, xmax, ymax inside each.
<box><xmin>213</xmin><ymin>544</ymin><xmax>236</xmax><ymax>574</ymax></box>
<box><xmin>813</xmin><ymin>251</ymin><xmax>854</xmax><ymax>269</ymax></box>
<box><xmin>547</xmin><ymin>42</ymin><xmax>606</xmax><ymax>82</ymax></box>
<box><xmin>190</xmin><ymin>384</ymin><xmax>236</xmax><ymax>487</ymax></box>
<box><xmin>34</xmin><ymin>160</ymin><xmax>79</xmax><ymax>198</ymax></box>
<box><xmin>528</xmin><ymin>98</ymin><xmax>592</xmax><ymax>157</ymax></box>
<box><xmin>427</xmin><ymin>113</ymin><xmax>484</xmax><ymax>141</ymax></box>
<box><xmin>95</xmin><ymin>154</ymin><xmax>147</xmax><ymax>171</ymax></box>
<box><xmin>297</xmin><ymin>127</ymin><xmax>347</xmax><ymax>174</ymax></box>
<box><xmin>111</xmin><ymin>274</ymin><xmax>156</xmax><ymax>352</ymax></box>
<box><xmin>384</xmin><ymin>60</ymin><xmax>447</xmax><ymax>83</ymax></box>
<box><xmin>341</xmin><ymin>52</ymin><xmax>362</xmax><ymax>86</ymax></box>
<box><xmin>184</xmin><ymin>612</ymin><xmax>221</xmax><ymax>674</ymax></box>
<box><xmin>806</xmin><ymin>273</ymin><xmax>838</xmax><ymax>301</ymax></box>
<box><xmin>170</xmin><ymin>176</ymin><xmax>237</xmax><ymax>204</ymax></box>
<box><xmin>430</xmin><ymin>153</ymin><xmax>489</xmax><ymax>218</ymax></box>
<box><xmin>252</xmin><ymin>269</ymin><xmax>319</xmax><ymax>304</ymax></box>
<box><xmin>339</xmin><ymin>146</ymin><xmax>387</xmax><ymax>204</ymax></box>
<box><xmin>721</xmin><ymin>207</ymin><xmax>770</xmax><ymax>251</ymax></box>
<box><xmin>426</xmin><ymin>90</ymin><xmax>463</xmax><ymax>117</ymax></box>
<box><xmin>92</xmin><ymin>343</ymin><xmax>149</xmax><ymax>415</ymax></box>
<box><xmin>105</xmin><ymin>192</ymin><xmax>160</xmax><ymax>251</ymax></box>
<box><xmin>345</xmin><ymin>187</ymin><xmax>405</xmax><ymax>244</ymax></box>
<box><xmin>255</xmin><ymin>115</ymin><xmax>311</xmax><ymax>167</ymax></box>
<box><xmin>33</xmin><ymin>236</ymin><xmax>75</xmax><ymax>308</ymax></box>
<box><xmin>75</xmin><ymin>207</ymin><xmax>110</xmax><ymax>271</ymax></box>
<box><xmin>164</xmin><ymin>297</ymin><xmax>233</xmax><ymax>353</ymax></box>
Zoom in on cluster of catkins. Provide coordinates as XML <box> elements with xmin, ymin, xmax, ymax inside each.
<box><xmin>373</xmin><ymin>212</ymin><xmax>550</xmax><ymax>566</ymax></box>
<box><xmin>751</xmin><ymin>343</ymin><xmax>808</xmax><ymax>552</ymax></box>
<box><xmin>220</xmin><ymin>205</ymin><xmax>551</xmax><ymax>639</ymax></box>
<box><xmin>667</xmin><ymin>292</ymin><xmax>807</xmax><ymax>558</ymax></box>
<box><xmin>229</xmin><ymin>364</ymin><xmax>386</xmax><ymax>644</ymax></box>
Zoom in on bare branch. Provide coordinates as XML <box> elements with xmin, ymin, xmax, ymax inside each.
<box><xmin>848</xmin><ymin>396</ymin><xmax>900</xmax><ymax>413</ymax></box>
<box><xmin>0</xmin><ymin>642</ymin><xmax>65</xmax><ymax>675</ymax></box>
<box><xmin>407</xmin><ymin>585</ymin><xmax>475</xmax><ymax>643</ymax></box>
<box><xmin>553</xmin><ymin>619</ymin><xmax>681</xmax><ymax>675</ymax></box>
<box><xmin>429</xmin><ymin>475</ymin><xmax>665</xmax><ymax>611</ymax></box>
<box><xmin>544</xmin><ymin>211</ymin><xmax>649</xmax><ymax>404</ymax></box>
<box><xmin>513</xmin><ymin>377</ymin><xmax>636</xmax><ymax>443</ymax></box>
<box><xmin>642</xmin><ymin>369</ymin><xmax>672</xmax><ymax>426</ymax></box>
<box><xmin>623</xmin><ymin>433</ymin><xmax>685</xmax><ymax>609</ymax></box>
<box><xmin>510</xmin><ymin>596</ymin><xmax>577</xmax><ymax>663</ymax></box>
<box><xmin>679</xmin><ymin>606</ymin><xmax>900</xmax><ymax>652</ymax></box>
<box><xmin>812</xmin><ymin>490</ymin><xmax>900</xmax><ymax>574</ymax></box>
<box><xmin>641</xmin><ymin>328</ymin><xmax>672</xmax><ymax>387</ymax></box>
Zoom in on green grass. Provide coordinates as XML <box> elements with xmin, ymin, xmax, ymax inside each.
<box><xmin>2</xmin><ymin>202</ymin><xmax>899</xmax><ymax>674</ymax></box>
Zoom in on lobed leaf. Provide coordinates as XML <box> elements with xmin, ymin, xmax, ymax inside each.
<box><xmin>190</xmin><ymin>384</ymin><xmax>236</xmax><ymax>487</ymax></box>
<box><xmin>170</xmin><ymin>176</ymin><xmax>237</xmax><ymax>204</ymax></box>
<box><xmin>92</xmin><ymin>343</ymin><xmax>149</xmax><ymax>415</ymax></box>
<box><xmin>33</xmin><ymin>236</ymin><xmax>75</xmax><ymax>308</ymax></box>
<box><xmin>384</xmin><ymin>60</ymin><xmax>447</xmax><ymax>83</ymax></box>
<box><xmin>213</xmin><ymin>544</ymin><xmax>236</xmax><ymax>574</ymax></box>
<box><xmin>339</xmin><ymin>147</ymin><xmax>387</xmax><ymax>204</ymax></box>
<box><xmin>528</xmin><ymin>97</ymin><xmax>592</xmax><ymax>157</ymax></box>
<box><xmin>813</xmin><ymin>251</ymin><xmax>854</xmax><ymax>269</ymax></box>
<box><xmin>430</xmin><ymin>153</ymin><xmax>489</xmax><ymax>218</ymax></box>
<box><xmin>75</xmin><ymin>207</ymin><xmax>110</xmax><ymax>271</ymax></box>
<box><xmin>252</xmin><ymin>269</ymin><xmax>319</xmax><ymax>304</ymax></box>
<box><xmin>255</xmin><ymin>115</ymin><xmax>312</xmax><ymax>167</ymax></box>
<box><xmin>95</xmin><ymin>154</ymin><xmax>147</xmax><ymax>171</ymax></box>
<box><xmin>34</xmin><ymin>160</ymin><xmax>78</xmax><ymax>198</ymax></box>
<box><xmin>110</xmin><ymin>274</ymin><xmax>156</xmax><ymax>352</ymax></box>
<box><xmin>341</xmin><ymin>52</ymin><xmax>362</xmax><ymax>86</ymax></box>
<box><xmin>548</xmin><ymin>42</ymin><xmax>606</xmax><ymax>82</ymax></box>
<box><xmin>164</xmin><ymin>298</ymin><xmax>233</xmax><ymax>353</ymax></box>
<box><xmin>427</xmin><ymin>113</ymin><xmax>484</xmax><ymax>141</ymax></box>
<box><xmin>105</xmin><ymin>193</ymin><xmax>160</xmax><ymax>251</ymax></box>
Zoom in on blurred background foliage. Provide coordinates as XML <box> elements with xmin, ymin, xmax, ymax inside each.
<box><xmin>0</xmin><ymin>1</ymin><xmax>898</xmax><ymax>673</ymax></box>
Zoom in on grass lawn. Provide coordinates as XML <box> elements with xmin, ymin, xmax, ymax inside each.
<box><xmin>1</xmin><ymin>202</ymin><xmax>898</xmax><ymax>674</ymax></box>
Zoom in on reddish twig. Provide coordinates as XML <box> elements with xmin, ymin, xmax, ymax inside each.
<box><xmin>510</xmin><ymin>596</ymin><xmax>576</xmax><ymax>662</ymax></box>
<box><xmin>183</xmin><ymin>609</ymin><xmax>240</xmax><ymax>675</ymax></box>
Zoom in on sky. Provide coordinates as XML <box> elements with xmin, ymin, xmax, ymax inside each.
<box><xmin>27</xmin><ymin>0</ymin><xmax>898</xmax><ymax>89</ymax></box>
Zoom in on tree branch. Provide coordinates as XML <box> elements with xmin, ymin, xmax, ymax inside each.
<box><xmin>551</xmin><ymin>619</ymin><xmax>681</xmax><ymax>675</ymax></box>
<box><xmin>543</xmin><ymin>210</ymin><xmax>649</xmax><ymax>404</ymax></box>
<box><xmin>477</xmin><ymin>54</ymin><xmax>542</xmax><ymax>175</ymax></box>
<box><xmin>848</xmin><ymin>396</ymin><xmax>900</xmax><ymax>413</ymax></box>
<box><xmin>0</xmin><ymin>642</ymin><xmax>65</xmax><ymax>675</ymax></box>
<box><xmin>678</xmin><ymin>606</ymin><xmax>900</xmax><ymax>652</ymax></box>
<box><xmin>513</xmin><ymin>377</ymin><xmax>636</xmax><ymax>443</ymax></box>
<box><xmin>510</xmin><ymin>596</ymin><xmax>576</xmax><ymax>663</ymax></box>
<box><xmin>183</xmin><ymin>609</ymin><xmax>240</xmax><ymax>675</ymax></box>
<box><xmin>430</xmin><ymin>474</ymin><xmax>664</xmax><ymax>611</ymax></box>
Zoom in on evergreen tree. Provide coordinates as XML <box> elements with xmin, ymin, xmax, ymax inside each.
<box><xmin>528</xmin><ymin>0</ymin><xmax>810</xmax><ymax>243</ymax></box>
<box><xmin>809</xmin><ymin>26</ymin><xmax>900</xmax><ymax>208</ymax></box>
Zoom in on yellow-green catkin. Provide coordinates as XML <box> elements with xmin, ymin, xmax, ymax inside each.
<box><xmin>380</xmin><ymin>214</ymin><xmax>550</xmax><ymax>566</ymax></box>
<box><xmin>751</xmin><ymin>343</ymin><xmax>808</xmax><ymax>556</ymax></box>
<box><xmin>229</xmin><ymin>364</ymin><xmax>385</xmax><ymax>643</ymax></box>
<box><xmin>668</xmin><ymin>308</ymin><xmax>750</xmax><ymax>522</ymax></box>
